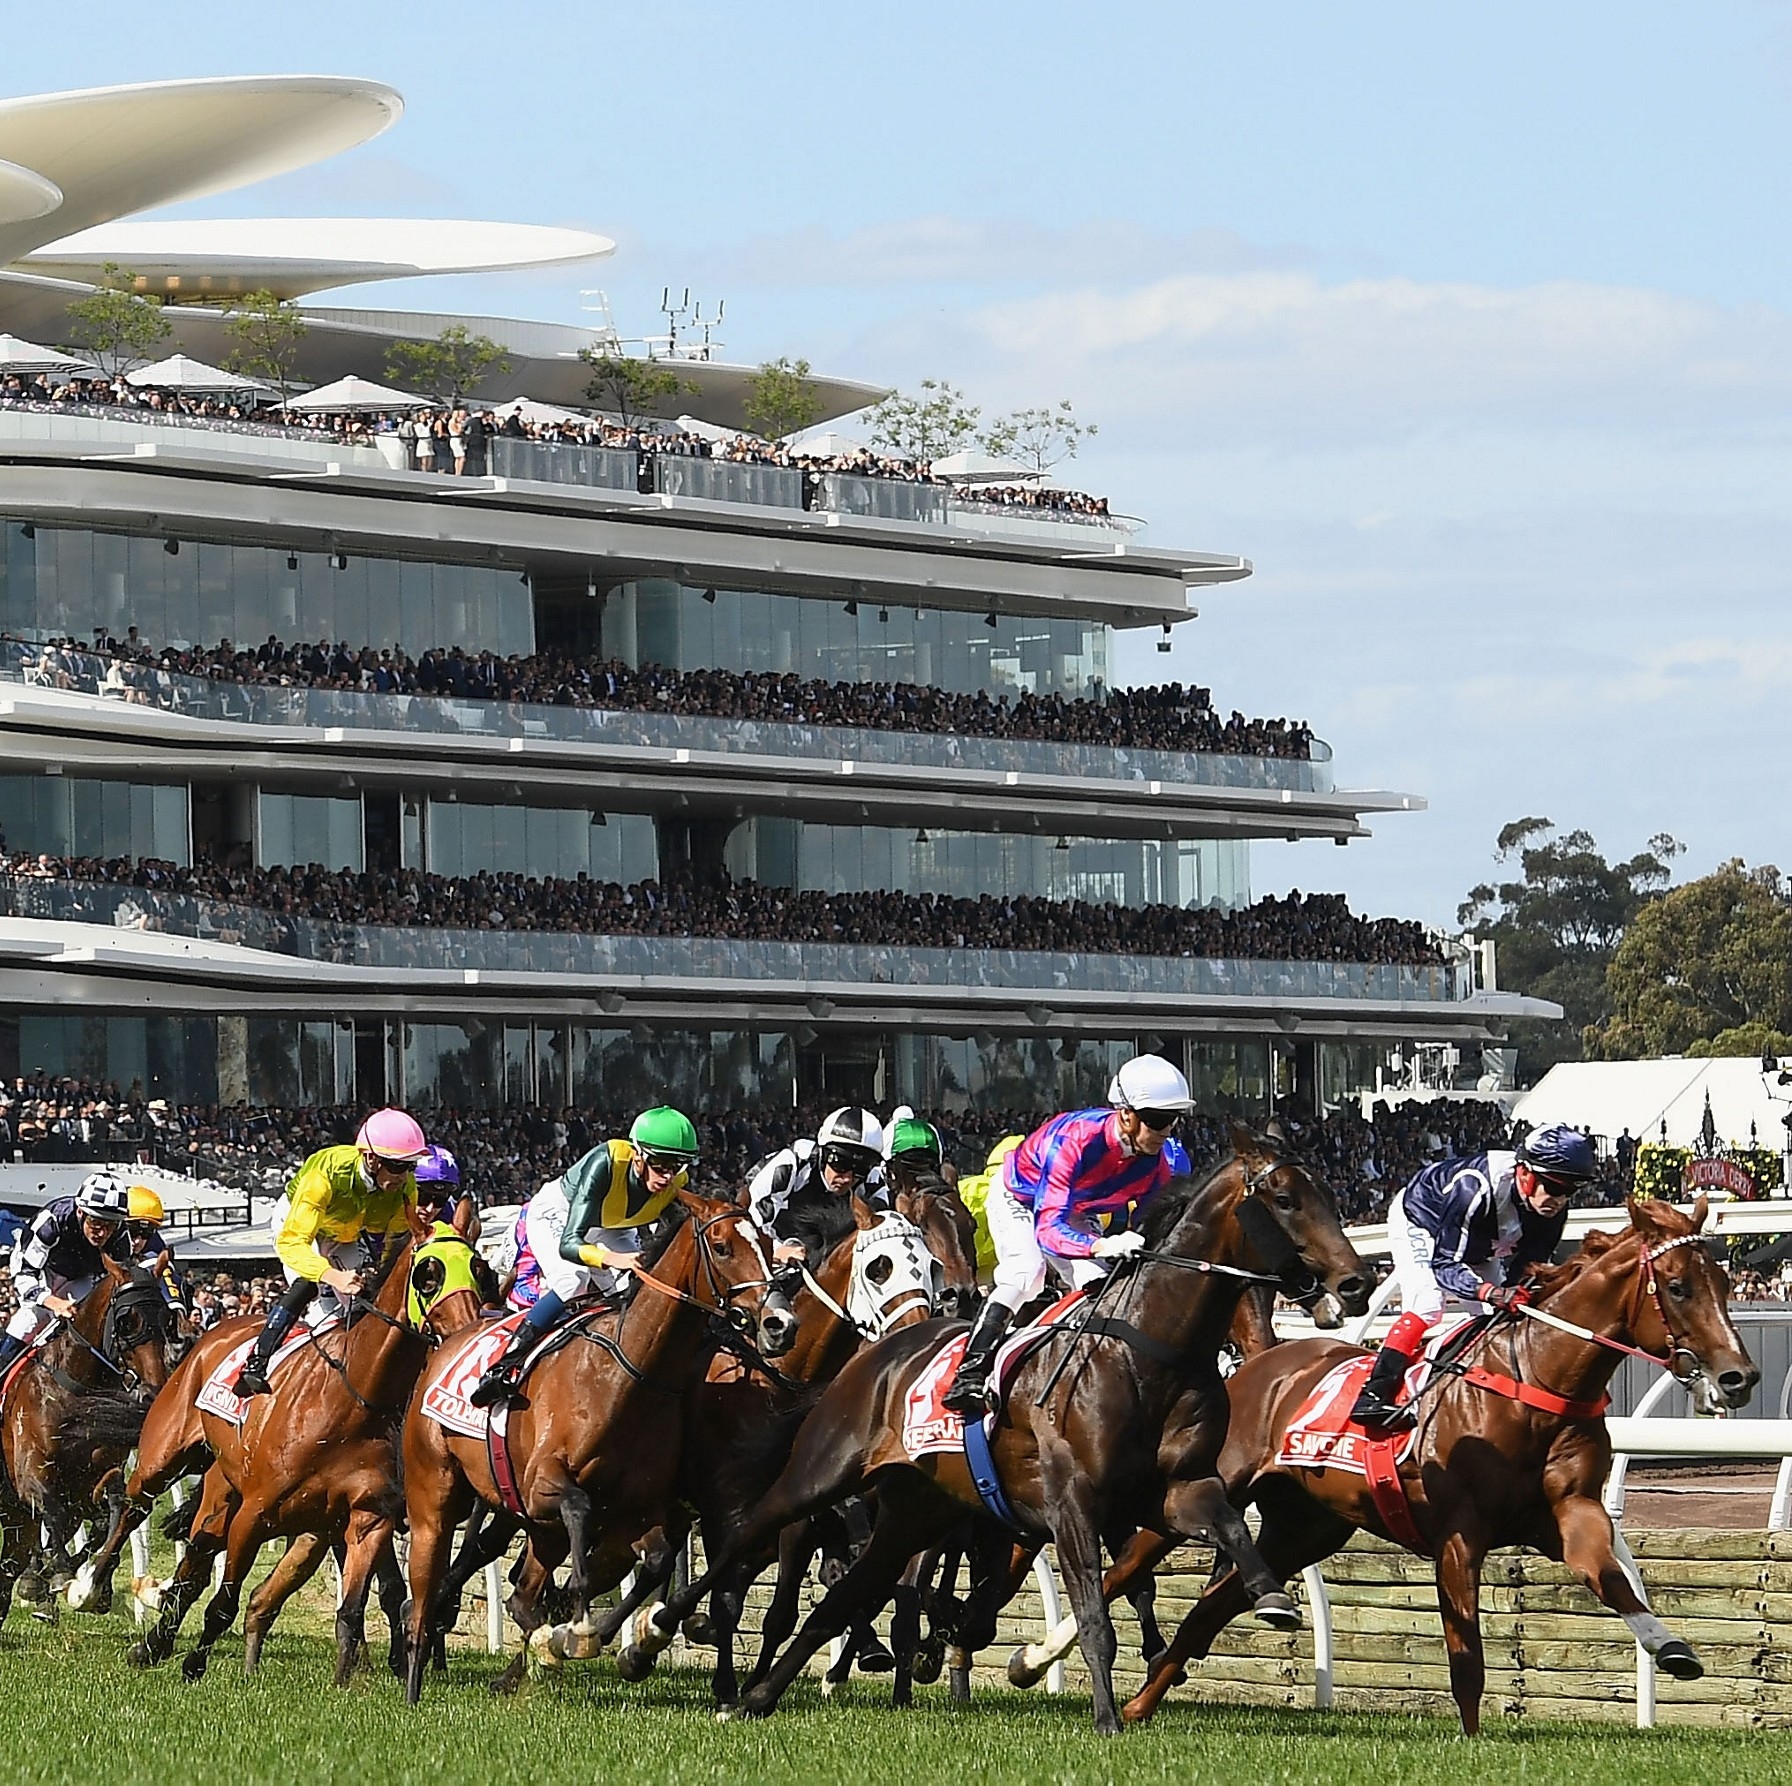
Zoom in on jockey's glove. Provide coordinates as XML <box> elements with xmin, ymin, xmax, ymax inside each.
<box><xmin>1476</xmin><ymin>1282</ymin><xmax>1532</xmax><ymax>1311</ymax></box>
<box><xmin>1090</xmin><ymin>1231</ymin><xmax>1147</xmax><ymax>1260</ymax></box>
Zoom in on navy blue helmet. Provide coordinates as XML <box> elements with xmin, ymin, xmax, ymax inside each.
<box><xmin>1517</xmin><ymin>1124</ymin><xmax>1597</xmax><ymax>1184</ymax></box>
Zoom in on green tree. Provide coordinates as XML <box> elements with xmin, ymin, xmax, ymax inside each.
<box><xmin>62</xmin><ymin>263</ymin><xmax>172</xmax><ymax>377</ymax></box>
<box><xmin>221</xmin><ymin>289</ymin><xmax>308</xmax><ymax>404</ymax></box>
<box><xmin>979</xmin><ymin>399</ymin><xmax>1097</xmax><ymax>472</ymax></box>
<box><xmin>1587</xmin><ymin>862</ymin><xmax>1792</xmax><ymax>1059</ymax></box>
<box><xmin>578</xmin><ymin>350</ymin><xmax>695</xmax><ymax>430</ymax></box>
<box><xmin>865</xmin><ymin>379</ymin><xmax>981</xmax><ymax>464</ymax></box>
<box><xmin>1456</xmin><ymin>818</ymin><xmax>1682</xmax><ymax>1079</ymax></box>
<box><xmin>385</xmin><ymin>324</ymin><xmax>513</xmax><ymax>404</ymax></box>
<box><xmin>742</xmin><ymin>357</ymin><xmax>823</xmax><ymax>444</ymax></box>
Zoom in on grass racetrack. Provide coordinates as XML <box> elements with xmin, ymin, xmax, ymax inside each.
<box><xmin>1</xmin><ymin>1619</ymin><xmax>1788</xmax><ymax>1786</ymax></box>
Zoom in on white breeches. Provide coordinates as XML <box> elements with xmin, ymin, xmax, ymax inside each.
<box><xmin>268</xmin><ymin>1196</ymin><xmax>367</xmax><ymax>1308</ymax></box>
<box><xmin>986</xmin><ymin>1176</ymin><xmax>1107</xmax><ymax>1311</ymax></box>
<box><xmin>524</xmin><ymin>1182</ymin><xmax>636</xmax><ymax>1302</ymax></box>
<box><xmin>6</xmin><ymin>1273</ymin><xmax>97</xmax><ymax>1341</ymax></box>
<box><xmin>1386</xmin><ymin>1190</ymin><xmax>1459</xmax><ymax>1324</ymax></box>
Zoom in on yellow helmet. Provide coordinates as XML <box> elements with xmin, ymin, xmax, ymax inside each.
<box><xmin>127</xmin><ymin>1184</ymin><xmax>165</xmax><ymax>1223</ymax></box>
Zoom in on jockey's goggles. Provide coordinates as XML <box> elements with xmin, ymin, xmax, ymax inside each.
<box><xmin>1130</xmin><ymin>1108</ymin><xmax>1184</xmax><ymax>1134</ymax></box>
<box><xmin>819</xmin><ymin>1144</ymin><xmax>879</xmax><ymax>1180</ymax></box>
<box><xmin>637</xmin><ymin>1148</ymin><xmax>694</xmax><ymax>1174</ymax></box>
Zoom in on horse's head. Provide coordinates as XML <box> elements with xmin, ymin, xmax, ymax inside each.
<box><xmin>843</xmin><ymin>1203</ymin><xmax>944</xmax><ymax>1337</ymax></box>
<box><xmin>1219</xmin><ymin>1121</ymin><xmax>1372</xmax><ymax>1321</ymax></box>
<box><xmin>675</xmin><ymin>1190</ymin><xmax>798</xmax><ymax>1360</ymax></box>
<box><xmin>95</xmin><ymin>1259</ymin><xmax>176</xmax><ymax>1395</ymax></box>
<box><xmin>888</xmin><ymin>1166</ymin><xmax>980</xmax><ymax>1317</ymax></box>
<box><xmin>1625</xmin><ymin>1195</ymin><xmax>1758</xmax><ymax>1414</ymax></box>
<box><xmin>405</xmin><ymin>1212</ymin><xmax>493</xmax><ymax>1341</ymax></box>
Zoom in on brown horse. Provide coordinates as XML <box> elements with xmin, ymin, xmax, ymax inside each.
<box><xmin>401</xmin><ymin>1189</ymin><xmax>796</xmax><ymax>1704</ymax></box>
<box><xmin>0</xmin><ymin>1259</ymin><xmax>174</xmax><ymax>1626</ymax></box>
<box><xmin>630</xmin><ymin>1129</ymin><xmax>1371</xmax><ymax>1733</ymax></box>
<box><xmin>102</xmin><ymin>1224</ymin><xmax>484</xmax><ymax>1683</ymax></box>
<box><xmin>1116</xmin><ymin>1195</ymin><xmax>1758</xmax><ymax>1734</ymax></box>
<box><xmin>887</xmin><ymin>1163</ymin><xmax>980</xmax><ymax>1318</ymax></box>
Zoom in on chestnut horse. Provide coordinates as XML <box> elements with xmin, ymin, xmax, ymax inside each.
<box><xmin>103</xmin><ymin>1225</ymin><xmax>484</xmax><ymax>1683</ymax></box>
<box><xmin>0</xmin><ymin>1259</ymin><xmax>173</xmax><ymax>1625</ymax></box>
<box><xmin>1117</xmin><ymin>1195</ymin><xmax>1757</xmax><ymax>1734</ymax></box>
<box><xmin>401</xmin><ymin>1189</ymin><xmax>795</xmax><ymax>1704</ymax></box>
<box><xmin>630</xmin><ymin>1128</ymin><xmax>1371</xmax><ymax>1733</ymax></box>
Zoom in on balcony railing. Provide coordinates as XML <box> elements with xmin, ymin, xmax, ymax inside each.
<box><xmin>0</xmin><ymin>878</ymin><xmax>1466</xmax><ymax>1002</ymax></box>
<box><xmin>0</xmin><ymin>640</ymin><xmax>1334</xmax><ymax>795</ymax></box>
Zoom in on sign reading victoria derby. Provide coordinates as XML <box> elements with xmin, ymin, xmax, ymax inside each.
<box><xmin>1682</xmin><ymin>1156</ymin><xmax>1760</xmax><ymax>1200</ymax></box>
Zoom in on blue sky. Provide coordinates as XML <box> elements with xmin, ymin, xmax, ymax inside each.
<box><xmin>10</xmin><ymin>4</ymin><xmax>1792</xmax><ymax>926</ymax></box>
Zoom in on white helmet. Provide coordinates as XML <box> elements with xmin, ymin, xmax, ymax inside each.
<box><xmin>1108</xmin><ymin>1055</ymin><xmax>1195</xmax><ymax>1114</ymax></box>
<box><xmin>815</xmin><ymin>1107</ymin><xmax>885</xmax><ymax>1173</ymax></box>
<box><xmin>75</xmin><ymin>1170</ymin><xmax>131</xmax><ymax>1221</ymax></box>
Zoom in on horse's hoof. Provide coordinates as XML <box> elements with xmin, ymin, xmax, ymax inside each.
<box><xmin>713</xmin><ymin>1705</ymin><xmax>738</xmax><ymax>1723</ymax></box>
<box><xmin>613</xmin><ymin>1643</ymin><xmax>656</xmax><ymax>1683</ymax></box>
<box><xmin>1006</xmin><ymin>1646</ymin><xmax>1045</xmax><ymax>1690</ymax></box>
<box><xmin>682</xmin><ymin>1611</ymin><xmax>718</xmax><ymax>1647</ymax></box>
<box><xmin>30</xmin><ymin>1601</ymin><xmax>59</xmax><ymax>1625</ymax></box>
<box><xmin>738</xmin><ymin>1690</ymin><xmax>775</xmax><ymax>1720</ymax></box>
<box><xmin>489</xmin><ymin>1658</ymin><xmax>526</xmax><ymax>1697</ymax></box>
<box><xmin>856</xmin><ymin>1637</ymin><xmax>895</xmax><ymax>1673</ymax></box>
<box><xmin>526</xmin><ymin>1625</ymin><xmax>561</xmax><ymax>1669</ymax></box>
<box><xmin>66</xmin><ymin>1565</ymin><xmax>100</xmax><ymax>1612</ymax></box>
<box><xmin>1143</xmin><ymin>1650</ymin><xmax>1188</xmax><ymax>1690</ymax></box>
<box><xmin>819</xmin><ymin>1675</ymin><xmax>837</xmax><ymax>1699</ymax></box>
<box><xmin>1657</xmin><ymin>1639</ymin><xmax>1703</xmax><ymax>1680</ymax></box>
<box><xmin>131</xmin><ymin>1576</ymin><xmax>166</xmax><ymax>1614</ymax></box>
<box><xmin>1253</xmin><ymin>1591</ymin><xmax>1301</xmax><ymax>1630</ymax></box>
<box><xmin>180</xmin><ymin>1650</ymin><xmax>209</xmax><ymax>1683</ymax></box>
<box><xmin>125</xmin><ymin>1641</ymin><xmax>156</xmax><ymax>1670</ymax></box>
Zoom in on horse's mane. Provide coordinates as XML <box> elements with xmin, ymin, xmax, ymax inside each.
<box><xmin>1140</xmin><ymin>1149</ymin><xmax>1244</xmax><ymax>1247</ymax></box>
<box><xmin>637</xmin><ymin>1197</ymin><xmax>693</xmax><ymax>1271</ymax></box>
<box><xmin>1527</xmin><ymin>1226</ymin><xmax>1624</xmax><ymax>1301</ymax></box>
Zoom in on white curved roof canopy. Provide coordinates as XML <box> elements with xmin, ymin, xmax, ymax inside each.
<box><xmin>23</xmin><ymin>217</ymin><xmax>615</xmax><ymax>299</ymax></box>
<box><xmin>0</xmin><ymin>76</ymin><xmax>402</xmax><ymax>265</ymax></box>
<box><xmin>0</xmin><ymin>157</ymin><xmax>61</xmax><ymax>225</ymax></box>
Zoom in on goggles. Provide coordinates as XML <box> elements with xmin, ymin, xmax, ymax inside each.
<box><xmin>638</xmin><ymin>1149</ymin><xmax>694</xmax><ymax>1175</ymax></box>
<box><xmin>819</xmin><ymin>1144</ymin><xmax>879</xmax><ymax>1180</ymax></box>
<box><xmin>1130</xmin><ymin>1108</ymin><xmax>1184</xmax><ymax>1134</ymax></box>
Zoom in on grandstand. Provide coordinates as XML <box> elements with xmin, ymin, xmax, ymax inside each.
<box><xmin>0</xmin><ymin>74</ymin><xmax>1554</xmax><ymax>1134</ymax></box>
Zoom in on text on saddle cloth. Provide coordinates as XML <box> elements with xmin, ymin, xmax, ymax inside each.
<box><xmin>1274</xmin><ymin>1316</ymin><xmax>1478</xmax><ymax>1477</ymax></box>
<box><xmin>900</xmin><ymin>1287</ymin><xmax>1087</xmax><ymax>1461</ymax></box>
<box><xmin>420</xmin><ymin>1311</ymin><xmax>530</xmax><ymax>1439</ymax></box>
<box><xmin>194</xmin><ymin>1309</ymin><xmax>343</xmax><ymax>1428</ymax></box>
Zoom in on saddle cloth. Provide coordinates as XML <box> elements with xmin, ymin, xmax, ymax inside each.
<box><xmin>420</xmin><ymin>1312</ymin><xmax>529</xmax><ymax>1438</ymax></box>
<box><xmin>0</xmin><ymin>1330</ymin><xmax>53</xmax><ymax>1405</ymax></box>
<box><xmin>901</xmin><ymin>1288</ymin><xmax>1086</xmax><ymax>1460</ymax></box>
<box><xmin>1274</xmin><ymin>1316</ymin><xmax>1476</xmax><ymax>1476</ymax></box>
<box><xmin>195</xmin><ymin>1309</ymin><xmax>342</xmax><ymax>1427</ymax></box>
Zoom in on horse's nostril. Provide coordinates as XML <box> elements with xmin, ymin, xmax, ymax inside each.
<box><xmin>1718</xmin><ymin>1368</ymin><xmax>1756</xmax><ymax>1400</ymax></box>
<box><xmin>1336</xmin><ymin>1275</ymin><xmax>1370</xmax><ymax>1310</ymax></box>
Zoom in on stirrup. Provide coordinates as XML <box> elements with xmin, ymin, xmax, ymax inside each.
<box><xmin>1350</xmin><ymin>1389</ymin><xmax>1414</xmax><ymax>1433</ymax></box>
<box><xmin>235</xmin><ymin>1366</ymin><xmax>273</xmax><ymax>1398</ymax></box>
<box><xmin>942</xmin><ymin>1373</ymin><xmax>991</xmax><ymax>1417</ymax></box>
<box><xmin>468</xmin><ymin>1364</ymin><xmax>520</xmax><ymax>1408</ymax></box>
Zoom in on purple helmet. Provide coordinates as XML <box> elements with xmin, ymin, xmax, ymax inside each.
<box><xmin>413</xmin><ymin>1145</ymin><xmax>460</xmax><ymax>1191</ymax></box>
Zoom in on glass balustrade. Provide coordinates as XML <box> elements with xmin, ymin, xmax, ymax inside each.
<box><xmin>0</xmin><ymin>878</ymin><xmax>1466</xmax><ymax>1002</ymax></box>
<box><xmin>0</xmin><ymin>640</ymin><xmax>1332</xmax><ymax>795</ymax></box>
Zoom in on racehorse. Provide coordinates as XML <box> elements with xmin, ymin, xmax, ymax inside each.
<box><xmin>886</xmin><ymin>1161</ymin><xmax>980</xmax><ymax>1318</ymax></box>
<box><xmin>630</xmin><ymin>1126</ymin><xmax>1371</xmax><ymax>1732</ymax></box>
<box><xmin>0</xmin><ymin>1259</ymin><xmax>173</xmax><ymax>1626</ymax></box>
<box><xmin>97</xmin><ymin>1221</ymin><xmax>485</xmax><ymax>1683</ymax></box>
<box><xmin>400</xmin><ymin>1189</ymin><xmax>796</xmax><ymax>1704</ymax></box>
<box><xmin>1114</xmin><ymin>1194</ymin><xmax>1757</xmax><ymax>1735</ymax></box>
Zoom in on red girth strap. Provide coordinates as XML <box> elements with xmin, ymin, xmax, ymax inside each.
<box><xmin>1361</xmin><ymin>1436</ymin><xmax>1426</xmax><ymax>1553</ymax></box>
<box><xmin>1462</xmin><ymin>1364</ymin><xmax>1609</xmax><ymax>1422</ymax></box>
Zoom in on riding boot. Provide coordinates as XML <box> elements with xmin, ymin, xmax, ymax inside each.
<box><xmin>471</xmin><ymin>1290</ymin><xmax>564</xmax><ymax>1407</ymax></box>
<box><xmin>1349</xmin><ymin>1344</ymin><xmax>1417</xmax><ymax>1432</ymax></box>
<box><xmin>235</xmin><ymin>1284</ymin><xmax>310</xmax><ymax>1396</ymax></box>
<box><xmin>941</xmin><ymin>1299</ymin><xmax>1013</xmax><ymax>1416</ymax></box>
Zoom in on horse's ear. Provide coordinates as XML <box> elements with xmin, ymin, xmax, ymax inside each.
<box><xmin>1628</xmin><ymin>1196</ymin><xmax>1668</xmax><ymax>1238</ymax></box>
<box><xmin>1264</xmin><ymin>1116</ymin><xmax>1291</xmax><ymax>1147</ymax></box>
<box><xmin>450</xmin><ymin>1197</ymin><xmax>477</xmax><ymax>1239</ymax></box>
<box><xmin>1690</xmin><ymin>1191</ymin><xmax>1710</xmax><ymax>1232</ymax></box>
<box><xmin>103</xmin><ymin>1255</ymin><xmax>129</xmax><ymax>1284</ymax></box>
<box><xmin>1225</xmin><ymin>1119</ymin><xmax>1259</xmax><ymax>1158</ymax></box>
<box><xmin>404</xmin><ymin>1204</ymin><xmax>429</xmax><ymax>1242</ymax></box>
<box><xmin>850</xmin><ymin>1194</ymin><xmax>880</xmax><ymax>1232</ymax></box>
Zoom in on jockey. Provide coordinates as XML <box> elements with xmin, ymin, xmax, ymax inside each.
<box><xmin>125</xmin><ymin>1184</ymin><xmax>181</xmax><ymax>1307</ymax></box>
<box><xmin>470</xmin><ymin>1106</ymin><xmax>698</xmax><ymax>1407</ymax></box>
<box><xmin>941</xmin><ymin>1056</ymin><xmax>1194</xmax><ymax>1416</ymax></box>
<box><xmin>1349</xmin><ymin>1122</ymin><xmax>1598</xmax><ymax>1432</ymax></box>
<box><xmin>747</xmin><ymin>1107</ymin><xmax>886</xmax><ymax>1266</ymax></box>
<box><xmin>0</xmin><ymin>1171</ymin><xmax>135</xmax><ymax>1372</ymax></box>
<box><xmin>956</xmin><ymin>1134</ymin><xmax>1023</xmax><ymax>1279</ymax></box>
<box><xmin>235</xmin><ymin>1108</ymin><xmax>429</xmax><ymax>1396</ymax></box>
<box><xmin>412</xmin><ymin>1144</ymin><xmax>478</xmax><ymax>1239</ymax></box>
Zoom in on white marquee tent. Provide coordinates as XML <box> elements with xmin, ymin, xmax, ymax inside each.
<box><xmin>1513</xmin><ymin>1056</ymin><xmax>1792</xmax><ymax>1153</ymax></box>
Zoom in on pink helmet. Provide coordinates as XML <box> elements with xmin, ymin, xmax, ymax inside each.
<box><xmin>355</xmin><ymin>1107</ymin><xmax>428</xmax><ymax>1164</ymax></box>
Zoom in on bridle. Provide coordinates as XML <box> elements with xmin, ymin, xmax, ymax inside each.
<box><xmin>798</xmin><ymin>1212</ymin><xmax>941</xmax><ymax>1341</ymax></box>
<box><xmin>629</xmin><ymin>1205</ymin><xmax>784</xmax><ymax>1340</ymax></box>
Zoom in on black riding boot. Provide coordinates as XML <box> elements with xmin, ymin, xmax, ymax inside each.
<box><xmin>235</xmin><ymin>1282</ymin><xmax>312</xmax><ymax>1396</ymax></box>
<box><xmin>941</xmin><ymin>1300</ymin><xmax>1013</xmax><ymax>1416</ymax></box>
<box><xmin>1349</xmin><ymin>1344</ymin><xmax>1417</xmax><ymax>1432</ymax></box>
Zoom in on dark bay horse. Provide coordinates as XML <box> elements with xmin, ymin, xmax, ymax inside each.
<box><xmin>401</xmin><ymin>1189</ymin><xmax>795</xmax><ymax>1704</ymax></box>
<box><xmin>0</xmin><ymin>1259</ymin><xmax>173</xmax><ymax>1626</ymax></box>
<box><xmin>104</xmin><ymin>1223</ymin><xmax>485</xmax><ymax>1683</ymax></box>
<box><xmin>887</xmin><ymin>1163</ymin><xmax>980</xmax><ymax>1318</ymax></box>
<box><xmin>1118</xmin><ymin>1195</ymin><xmax>1757</xmax><ymax>1734</ymax></box>
<box><xmin>631</xmin><ymin>1128</ymin><xmax>1370</xmax><ymax>1733</ymax></box>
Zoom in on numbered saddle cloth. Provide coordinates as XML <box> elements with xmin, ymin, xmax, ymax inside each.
<box><xmin>195</xmin><ymin>1309</ymin><xmax>342</xmax><ymax>1427</ymax></box>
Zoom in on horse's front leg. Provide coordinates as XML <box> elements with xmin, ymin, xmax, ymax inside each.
<box><xmin>1434</xmin><ymin>1526</ymin><xmax>1488</xmax><ymax>1736</ymax></box>
<box><xmin>1549</xmin><ymin>1493</ymin><xmax>1702</xmax><ymax>1680</ymax></box>
<box><xmin>1162</xmin><ymin>1475</ymin><xmax>1299</xmax><ymax>1628</ymax></box>
<box><xmin>1037</xmin><ymin>1433</ymin><xmax>1121</xmax><ymax>1736</ymax></box>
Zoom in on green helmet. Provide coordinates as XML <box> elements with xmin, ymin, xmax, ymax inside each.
<box><xmin>629</xmin><ymin>1105</ymin><xmax>699</xmax><ymax>1160</ymax></box>
<box><xmin>887</xmin><ymin>1116</ymin><xmax>942</xmax><ymax>1163</ymax></box>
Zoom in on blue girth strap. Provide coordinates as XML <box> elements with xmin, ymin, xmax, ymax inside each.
<box><xmin>962</xmin><ymin>1414</ymin><xmax>1027</xmax><ymax>1534</ymax></box>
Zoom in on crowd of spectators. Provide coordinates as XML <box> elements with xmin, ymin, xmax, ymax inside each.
<box><xmin>1</xmin><ymin>851</ymin><xmax>1441</xmax><ymax>966</ymax></box>
<box><xmin>17</xmin><ymin>629</ymin><xmax>1317</xmax><ymax>761</ymax></box>
<box><xmin>0</xmin><ymin>373</ymin><xmax>1118</xmax><ymax>517</ymax></box>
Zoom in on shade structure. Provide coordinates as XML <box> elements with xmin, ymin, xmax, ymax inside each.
<box><xmin>0</xmin><ymin>331</ymin><xmax>91</xmax><ymax>373</ymax></box>
<box><xmin>286</xmin><ymin>372</ymin><xmax>428</xmax><ymax>412</ymax></box>
<box><xmin>125</xmin><ymin>353</ymin><xmax>271</xmax><ymax>393</ymax></box>
<box><xmin>786</xmin><ymin>428</ymin><xmax>881</xmax><ymax>460</ymax></box>
<box><xmin>927</xmin><ymin>449</ymin><xmax>1041</xmax><ymax>484</ymax></box>
<box><xmin>491</xmin><ymin>395</ymin><xmax>591</xmax><ymax>429</ymax></box>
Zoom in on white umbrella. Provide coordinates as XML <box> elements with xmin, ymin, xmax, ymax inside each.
<box><xmin>125</xmin><ymin>354</ymin><xmax>271</xmax><ymax>394</ymax></box>
<box><xmin>492</xmin><ymin>395</ymin><xmax>591</xmax><ymax>428</ymax></box>
<box><xmin>785</xmin><ymin>428</ymin><xmax>881</xmax><ymax>460</ymax></box>
<box><xmin>927</xmin><ymin>449</ymin><xmax>1042</xmax><ymax>484</ymax></box>
<box><xmin>0</xmin><ymin>333</ymin><xmax>93</xmax><ymax>375</ymax></box>
<box><xmin>286</xmin><ymin>374</ymin><xmax>430</xmax><ymax>413</ymax></box>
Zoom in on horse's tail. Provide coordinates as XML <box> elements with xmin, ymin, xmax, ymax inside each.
<box><xmin>53</xmin><ymin>1387</ymin><xmax>150</xmax><ymax>1460</ymax></box>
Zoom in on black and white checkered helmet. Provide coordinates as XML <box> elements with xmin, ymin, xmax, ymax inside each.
<box><xmin>76</xmin><ymin>1171</ymin><xmax>131</xmax><ymax>1221</ymax></box>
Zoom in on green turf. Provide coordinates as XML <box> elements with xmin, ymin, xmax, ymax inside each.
<box><xmin>0</xmin><ymin>1620</ymin><xmax>1786</xmax><ymax>1786</ymax></box>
